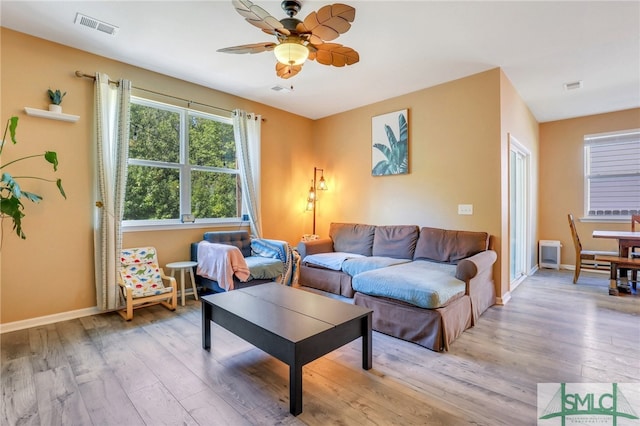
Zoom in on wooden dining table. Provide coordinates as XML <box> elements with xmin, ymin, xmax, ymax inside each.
<box><xmin>592</xmin><ymin>230</ymin><xmax>640</xmax><ymax>294</ymax></box>
<box><xmin>592</xmin><ymin>230</ymin><xmax>640</xmax><ymax>257</ymax></box>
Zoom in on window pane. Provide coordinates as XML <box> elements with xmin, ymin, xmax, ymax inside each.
<box><xmin>589</xmin><ymin>141</ymin><xmax>640</xmax><ymax>176</ymax></box>
<box><xmin>189</xmin><ymin>115</ymin><xmax>236</xmax><ymax>168</ymax></box>
<box><xmin>585</xmin><ymin>130</ymin><xmax>640</xmax><ymax>216</ymax></box>
<box><xmin>191</xmin><ymin>170</ymin><xmax>239</xmax><ymax>218</ymax></box>
<box><xmin>124</xmin><ymin>165</ymin><xmax>180</xmax><ymax>220</ymax></box>
<box><xmin>130</xmin><ymin>103</ymin><xmax>180</xmax><ymax>163</ymax></box>
<box><xmin>589</xmin><ymin>175</ymin><xmax>640</xmax><ymax>214</ymax></box>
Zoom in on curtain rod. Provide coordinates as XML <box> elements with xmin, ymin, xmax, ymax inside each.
<box><xmin>75</xmin><ymin>71</ymin><xmax>264</xmax><ymax>120</ymax></box>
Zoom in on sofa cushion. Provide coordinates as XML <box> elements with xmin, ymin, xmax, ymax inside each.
<box><xmin>352</xmin><ymin>260</ymin><xmax>465</xmax><ymax>309</ymax></box>
<box><xmin>342</xmin><ymin>256</ymin><xmax>411</xmax><ymax>277</ymax></box>
<box><xmin>414</xmin><ymin>227</ymin><xmax>489</xmax><ymax>263</ymax></box>
<box><xmin>245</xmin><ymin>256</ymin><xmax>283</xmax><ymax>280</ymax></box>
<box><xmin>329</xmin><ymin>223</ymin><xmax>376</xmax><ymax>256</ymax></box>
<box><xmin>372</xmin><ymin>225</ymin><xmax>419</xmax><ymax>259</ymax></box>
<box><xmin>303</xmin><ymin>252</ymin><xmax>364</xmax><ymax>271</ymax></box>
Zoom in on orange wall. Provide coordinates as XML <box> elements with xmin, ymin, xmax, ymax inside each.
<box><xmin>313</xmin><ymin>69</ymin><xmax>502</xmax><ymax>231</ymax></box>
<box><xmin>1</xmin><ymin>32</ymin><xmax>538</xmax><ymax>325</ymax></box>
<box><xmin>539</xmin><ymin>108</ymin><xmax>640</xmax><ymax>267</ymax></box>
<box><xmin>1</xmin><ymin>29</ymin><xmax>314</xmax><ymax>323</ymax></box>
<box><xmin>499</xmin><ymin>70</ymin><xmax>539</xmax><ymax>298</ymax></box>
<box><xmin>7</xmin><ymin>26</ymin><xmax>629</xmax><ymax>326</ymax></box>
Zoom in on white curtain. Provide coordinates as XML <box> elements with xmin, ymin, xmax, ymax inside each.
<box><xmin>233</xmin><ymin>110</ymin><xmax>262</xmax><ymax>238</ymax></box>
<box><xmin>94</xmin><ymin>73</ymin><xmax>131</xmax><ymax>310</ymax></box>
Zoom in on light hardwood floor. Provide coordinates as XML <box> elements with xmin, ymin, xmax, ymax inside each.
<box><xmin>2</xmin><ymin>269</ymin><xmax>639</xmax><ymax>425</ymax></box>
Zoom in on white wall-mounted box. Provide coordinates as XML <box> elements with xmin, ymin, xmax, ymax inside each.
<box><xmin>539</xmin><ymin>240</ymin><xmax>562</xmax><ymax>270</ymax></box>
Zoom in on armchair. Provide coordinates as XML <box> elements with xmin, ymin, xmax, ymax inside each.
<box><xmin>118</xmin><ymin>247</ymin><xmax>177</xmax><ymax>320</ymax></box>
<box><xmin>190</xmin><ymin>230</ymin><xmax>296</xmax><ymax>293</ymax></box>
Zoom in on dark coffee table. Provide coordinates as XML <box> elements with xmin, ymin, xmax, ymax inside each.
<box><xmin>201</xmin><ymin>282</ymin><xmax>373</xmax><ymax>415</ymax></box>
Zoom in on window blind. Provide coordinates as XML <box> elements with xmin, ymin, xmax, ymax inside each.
<box><xmin>584</xmin><ymin>129</ymin><xmax>640</xmax><ymax>216</ymax></box>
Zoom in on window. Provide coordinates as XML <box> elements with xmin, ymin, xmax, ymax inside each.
<box><xmin>124</xmin><ymin>98</ymin><xmax>240</xmax><ymax>225</ymax></box>
<box><xmin>584</xmin><ymin>129</ymin><xmax>640</xmax><ymax>218</ymax></box>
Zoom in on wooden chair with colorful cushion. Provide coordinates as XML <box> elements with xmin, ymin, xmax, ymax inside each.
<box><xmin>118</xmin><ymin>246</ymin><xmax>177</xmax><ymax>320</ymax></box>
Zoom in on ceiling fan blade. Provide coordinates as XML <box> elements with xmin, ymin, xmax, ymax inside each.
<box><xmin>298</xmin><ymin>3</ymin><xmax>355</xmax><ymax>43</ymax></box>
<box><xmin>276</xmin><ymin>62</ymin><xmax>302</xmax><ymax>79</ymax></box>
<box><xmin>217</xmin><ymin>42</ymin><xmax>277</xmax><ymax>54</ymax></box>
<box><xmin>311</xmin><ymin>43</ymin><xmax>359</xmax><ymax>67</ymax></box>
<box><xmin>262</xmin><ymin>28</ymin><xmax>289</xmax><ymax>37</ymax></box>
<box><xmin>231</xmin><ymin>0</ymin><xmax>291</xmax><ymax>36</ymax></box>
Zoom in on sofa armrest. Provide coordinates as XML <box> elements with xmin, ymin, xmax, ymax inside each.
<box><xmin>297</xmin><ymin>238</ymin><xmax>334</xmax><ymax>259</ymax></box>
<box><xmin>190</xmin><ymin>242</ymin><xmax>200</xmax><ymax>262</ymax></box>
<box><xmin>455</xmin><ymin>250</ymin><xmax>497</xmax><ymax>283</ymax></box>
<box><xmin>456</xmin><ymin>250</ymin><xmax>497</xmax><ymax>323</ymax></box>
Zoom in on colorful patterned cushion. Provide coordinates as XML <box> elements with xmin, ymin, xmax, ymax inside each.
<box><xmin>119</xmin><ymin>247</ymin><xmax>173</xmax><ymax>298</ymax></box>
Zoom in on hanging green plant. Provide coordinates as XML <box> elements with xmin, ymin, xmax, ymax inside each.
<box><xmin>1</xmin><ymin>116</ymin><xmax>66</xmax><ymax>240</ymax></box>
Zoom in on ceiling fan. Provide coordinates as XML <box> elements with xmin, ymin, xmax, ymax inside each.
<box><xmin>218</xmin><ymin>0</ymin><xmax>359</xmax><ymax>79</ymax></box>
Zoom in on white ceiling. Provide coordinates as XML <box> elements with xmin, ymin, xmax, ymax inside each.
<box><xmin>2</xmin><ymin>1</ymin><xmax>639</xmax><ymax>122</ymax></box>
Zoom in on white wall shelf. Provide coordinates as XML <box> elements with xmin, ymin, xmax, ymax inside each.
<box><xmin>24</xmin><ymin>107</ymin><xmax>80</xmax><ymax>123</ymax></box>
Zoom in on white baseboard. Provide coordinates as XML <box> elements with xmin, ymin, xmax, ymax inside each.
<box><xmin>0</xmin><ymin>306</ymin><xmax>101</xmax><ymax>334</ymax></box>
<box><xmin>496</xmin><ymin>291</ymin><xmax>511</xmax><ymax>306</ymax></box>
<box><xmin>559</xmin><ymin>264</ymin><xmax>609</xmax><ymax>275</ymax></box>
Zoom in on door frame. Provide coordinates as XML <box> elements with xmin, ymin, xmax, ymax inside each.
<box><xmin>509</xmin><ymin>134</ymin><xmax>532</xmax><ymax>290</ymax></box>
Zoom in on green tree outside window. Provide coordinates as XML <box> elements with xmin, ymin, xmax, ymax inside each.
<box><xmin>124</xmin><ymin>100</ymin><xmax>239</xmax><ymax>222</ymax></box>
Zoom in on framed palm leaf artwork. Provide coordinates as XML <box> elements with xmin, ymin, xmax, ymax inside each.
<box><xmin>371</xmin><ymin>109</ymin><xmax>408</xmax><ymax>176</ymax></box>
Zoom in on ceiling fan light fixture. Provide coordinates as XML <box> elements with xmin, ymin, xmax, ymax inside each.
<box><xmin>274</xmin><ymin>41</ymin><xmax>309</xmax><ymax>66</ymax></box>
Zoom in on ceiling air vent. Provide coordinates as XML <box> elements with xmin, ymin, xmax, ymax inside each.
<box><xmin>271</xmin><ymin>85</ymin><xmax>292</xmax><ymax>92</ymax></box>
<box><xmin>74</xmin><ymin>13</ymin><xmax>119</xmax><ymax>36</ymax></box>
<box><xmin>563</xmin><ymin>80</ymin><xmax>583</xmax><ymax>91</ymax></box>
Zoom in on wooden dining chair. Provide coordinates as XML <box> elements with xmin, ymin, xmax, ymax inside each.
<box><xmin>631</xmin><ymin>214</ymin><xmax>640</xmax><ymax>258</ymax></box>
<box><xmin>631</xmin><ymin>215</ymin><xmax>640</xmax><ymax>283</ymax></box>
<box><xmin>567</xmin><ymin>214</ymin><xmax>617</xmax><ymax>284</ymax></box>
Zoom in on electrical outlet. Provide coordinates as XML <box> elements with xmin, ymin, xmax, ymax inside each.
<box><xmin>458</xmin><ymin>204</ymin><xmax>473</xmax><ymax>215</ymax></box>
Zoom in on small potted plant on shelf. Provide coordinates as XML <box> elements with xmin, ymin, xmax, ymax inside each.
<box><xmin>47</xmin><ymin>89</ymin><xmax>66</xmax><ymax>113</ymax></box>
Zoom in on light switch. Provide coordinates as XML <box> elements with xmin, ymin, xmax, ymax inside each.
<box><xmin>458</xmin><ymin>204</ymin><xmax>473</xmax><ymax>215</ymax></box>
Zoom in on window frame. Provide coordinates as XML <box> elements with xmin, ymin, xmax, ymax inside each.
<box><xmin>123</xmin><ymin>97</ymin><xmax>243</xmax><ymax>230</ymax></box>
<box><xmin>582</xmin><ymin>128</ymin><xmax>640</xmax><ymax>222</ymax></box>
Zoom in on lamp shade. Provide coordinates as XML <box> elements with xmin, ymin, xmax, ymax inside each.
<box><xmin>317</xmin><ymin>175</ymin><xmax>328</xmax><ymax>191</ymax></box>
<box><xmin>274</xmin><ymin>41</ymin><xmax>309</xmax><ymax>66</ymax></box>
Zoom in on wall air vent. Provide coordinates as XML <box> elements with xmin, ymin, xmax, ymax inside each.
<box><xmin>563</xmin><ymin>80</ymin><xmax>583</xmax><ymax>91</ymax></box>
<box><xmin>74</xmin><ymin>13</ymin><xmax>119</xmax><ymax>36</ymax></box>
<box><xmin>271</xmin><ymin>85</ymin><xmax>292</xmax><ymax>92</ymax></box>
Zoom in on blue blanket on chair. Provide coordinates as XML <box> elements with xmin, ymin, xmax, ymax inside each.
<box><xmin>251</xmin><ymin>238</ymin><xmax>297</xmax><ymax>286</ymax></box>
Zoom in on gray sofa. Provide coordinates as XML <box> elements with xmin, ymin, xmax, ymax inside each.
<box><xmin>297</xmin><ymin>223</ymin><xmax>497</xmax><ymax>351</ymax></box>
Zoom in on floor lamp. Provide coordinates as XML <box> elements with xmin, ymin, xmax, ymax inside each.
<box><xmin>306</xmin><ymin>167</ymin><xmax>328</xmax><ymax>235</ymax></box>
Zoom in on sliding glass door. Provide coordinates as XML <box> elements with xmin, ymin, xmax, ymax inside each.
<box><xmin>509</xmin><ymin>135</ymin><xmax>530</xmax><ymax>287</ymax></box>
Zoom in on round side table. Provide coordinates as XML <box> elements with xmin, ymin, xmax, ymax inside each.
<box><xmin>165</xmin><ymin>261</ymin><xmax>198</xmax><ymax>306</ymax></box>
